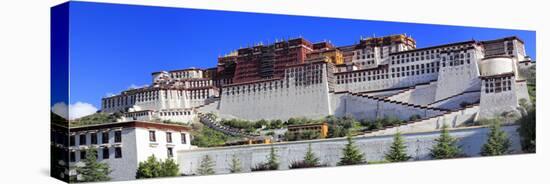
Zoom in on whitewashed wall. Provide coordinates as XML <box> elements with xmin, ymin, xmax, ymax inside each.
<box><xmin>177</xmin><ymin>125</ymin><xmax>521</xmax><ymax>175</ymax></box>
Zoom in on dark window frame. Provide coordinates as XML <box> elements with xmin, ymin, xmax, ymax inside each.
<box><xmin>102</xmin><ymin>147</ymin><xmax>109</xmax><ymax>159</ymax></box>
<box><xmin>115</xmin><ymin>147</ymin><xmax>122</xmax><ymax>158</ymax></box>
<box><xmin>114</xmin><ymin>131</ymin><xmax>122</xmax><ymax>143</ymax></box>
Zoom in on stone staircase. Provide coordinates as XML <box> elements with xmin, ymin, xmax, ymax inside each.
<box><xmin>197</xmin><ymin>113</ymin><xmax>258</xmax><ymax>137</ymax></box>
<box><xmin>363</xmin><ymin>104</ymin><xmax>480</xmax><ymax>136</ymax></box>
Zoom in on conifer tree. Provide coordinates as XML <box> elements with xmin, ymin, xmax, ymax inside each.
<box><xmin>430</xmin><ymin>125</ymin><xmax>462</xmax><ymax>159</ymax></box>
<box><xmin>267</xmin><ymin>146</ymin><xmax>279</xmax><ymax>170</ymax></box>
<box><xmin>303</xmin><ymin>144</ymin><xmax>320</xmax><ymax>167</ymax></box>
<box><xmin>197</xmin><ymin>155</ymin><xmax>216</xmax><ymax>175</ymax></box>
<box><xmin>76</xmin><ymin>148</ymin><xmax>112</xmax><ymax>182</ymax></box>
<box><xmin>385</xmin><ymin>132</ymin><xmax>411</xmax><ymax>162</ymax></box>
<box><xmin>338</xmin><ymin>135</ymin><xmax>365</xmax><ymax>165</ymax></box>
<box><xmin>228</xmin><ymin>154</ymin><xmax>242</xmax><ymax>173</ymax></box>
<box><xmin>481</xmin><ymin>122</ymin><xmax>511</xmax><ymax>156</ymax></box>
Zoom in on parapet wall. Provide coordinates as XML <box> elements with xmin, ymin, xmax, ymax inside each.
<box><xmin>177</xmin><ymin>125</ymin><xmax>521</xmax><ymax>175</ymax></box>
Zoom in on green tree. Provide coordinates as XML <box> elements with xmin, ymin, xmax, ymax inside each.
<box><xmin>481</xmin><ymin>122</ymin><xmax>511</xmax><ymax>156</ymax></box>
<box><xmin>518</xmin><ymin>106</ymin><xmax>536</xmax><ymax>153</ymax></box>
<box><xmin>136</xmin><ymin>155</ymin><xmax>180</xmax><ymax>179</ymax></box>
<box><xmin>197</xmin><ymin>155</ymin><xmax>216</xmax><ymax>175</ymax></box>
<box><xmin>160</xmin><ymin>158</ymin><xmax>180</xmax><ymax>177</ymax></box>
<box><xmin>228</xmin><ymin>154</ymin><xmax>242</xmax><ymax>173</ymax></box>
<box><xmin>267</xmin><ymin>146</ymin><xmax>279</xmax><ymax>170</ymax></box>
<box><xmin>75</xmin><ymin>148</ymin><xmax>112</xmax><ymax>182</ymax></box>
<box><xmin>136</xmin><ymin>155</ymin><xmax>162</xmax><ymax>178</ymax></box>
<box><xmin>385</xmin><ymin>132</ymin><xmax>411</xmax><ymax>162</ymax></box>
<box><xmin>430</xmin><ymin>125</ymin><xmax>462</xmax><ymax>159</ymax></box>
<box><xmin>338</xmin><ymin>135</ymin><xmax>365</xmax><ymax>165</ymax></box>
<box><xmin>304</xmin><ymin>144</ymin><xmax>320</xmax><ymax>166</ymax></box>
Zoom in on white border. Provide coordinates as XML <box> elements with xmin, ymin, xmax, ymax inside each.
<box><xmin>0</xmin><ymin>0</ymin><xmax>546</xmax><ymax>183</ymax></box>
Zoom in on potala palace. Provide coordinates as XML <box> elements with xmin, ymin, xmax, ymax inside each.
<box><xmin>102</xmin><ymin>34</ymin><xmax>533</xmax><ymax>132</ymax></box>
<box><xmin>54</xmin><ymin>34</ymin><xmax>535</xmax><ymax>181</ymax></box>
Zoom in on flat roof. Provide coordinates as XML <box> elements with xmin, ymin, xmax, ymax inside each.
<box><xmin>69</xmin><ymin>121</ymin><xmax>191</xmax><ymax>132</ymax></box>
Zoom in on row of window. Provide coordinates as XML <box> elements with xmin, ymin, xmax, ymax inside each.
<box><xmin>159</xmin><ymin>111</ymin><xmax>192</xmax><ymax>116</ymax></box>
<box><xmin>484</xmin><ymin>76</ymin><xmax>513</xmax><ymax>93</ymax></box>
<box><xmin>391</xmin><ymin>45</ymin><xmax>472</xmax><ymax>60</ymax></box>
<box><xmin>148</xmin><ymin>131</ymin><xmax>187</xmax><ymax>144</ymax></box>
<box><xmin>335</xmin><ymin>69</ymin><xmax>389</xmax><ymax>84</ymax></box>
<box><xmin>69</xmin><ymin>147</ymin><xmax>122</xmax><ymax>162</ymax></box>
<box><xmin>70</xmin><ymin>131</ymin><xmax>121</xmax><ymax>146</ymax></box>
<box><xmin>170</xmin><ymin>70</ymin><xmax>203</xmax><ymax>79</ymax></box>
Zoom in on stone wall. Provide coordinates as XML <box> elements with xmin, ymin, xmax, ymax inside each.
<box><xmin>177</xmin><ymin>125</ymin><xmax>522</xmax><ymax>175</ymax></box>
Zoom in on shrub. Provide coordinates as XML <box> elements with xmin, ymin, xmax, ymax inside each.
<box><xmin>338</xmin><ymin>135</ymin><xmax>366</xmax><ymax>165</ymax></box>
<box><xmin>197</xmin><ymin>155</ymin><xmax>216</xmax><ymax>175</ymax></box>
<box><xmin>430</xmin><ymin>125</ymin><xmax>462</xmax><ymax>159</ymax></box>
<box><xmin>290</xmin><ymin>144</ymin><xmax>325</xmax><ymax>169</ymax></box>
<box><xmin>385</xmin><ymin>132</ymin><xmax>411</xmax><ymax>162</ymax></box>
<box><xmin>480</xmin><ymin>122</ymin><xmax>511</xmax><ymax>156</ymax></box>
<box><xmin>517</xmin><ymin>108</ymin><xmax>535</xmax><ymax>153</ymax></box>
<box><xmin>252</xmin><ymin>147</ymin><xmax>279</xmax><ymax>171</ymax></box>
<box><xmin>136</xmin><ymin>155</ymin><xmax>180</xmax><ymax>179</ymax></box>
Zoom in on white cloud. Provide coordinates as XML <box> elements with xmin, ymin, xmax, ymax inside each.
<box><xmin>128</xmin><ymin>84</ymin><xmax>148</xmax><ymax>90</ymax></box>
<box><xmin>51</xmin><ymin>102</ymin><xmax>68</xmax><ymax>119</ymax></box>
<box><xmin>51</xmin><ymin>101</ymin><xmax>98</xmax><ymax>120</ymax></box>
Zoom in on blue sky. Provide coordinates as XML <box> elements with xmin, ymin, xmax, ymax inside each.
<box><xmin>66</xmin><ymin>1</ymin><xmax>536</xmax><ymax>109</ymax></box>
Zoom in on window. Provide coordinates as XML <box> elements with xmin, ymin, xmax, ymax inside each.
<box><xmin>149</xmin><ymin>131</ymin><xmax>156</xmax><ymax>142</ymax></box>
<box><xmin>79</xmin><ymin>134</ymin><xmax>86</xmax><ymax>145</ymax></box>
<box><xmin>102</xmin><ymin>147</ymin><xmax>109</xmax><ymax>159</ymax></box>
<box><xmin>114</xmin><ymin>131</ymin><xmax>122</xmax><ymax>143</ymax></box>
<box><xmin>167</xmin><ymin>147</ymin><xmax>174</xmax><ymax>158</ymax></box>
<box><xmin>102</xmin><ymin>132</ymin><xmax>109</xmax><ymax>144</ymax></box>
<box><xmin>70</xmin><ymin>152</ymin><xmax>75</xmax><ymax>162</ymax></box>
<box><xmin>181</xmin><ymin>133</ymin><xmax>187</xmax><ymax>144</ymax></box>
<box><xmin>70</xmin><ymin>135</ymin><xmax>75</xmax><ymax>146</ymax></box>
<box><xmin>80</xmin><ymin>150</ymin><xmax>86</xmax><ymax>160</ymax></box>
<box><xmin>91</xmin><ymin>133</ymin><xmax>97</xmax><ymax>145</ymax></box>
<box><xmin>166</xmin><ymin>132</ymin><xmax>172</xmax><ymax>143</ymax></box>
<box><xmin>115</xmin><ymin>147</ymin><xmax>122</xmax><ymax>158</ymax></box>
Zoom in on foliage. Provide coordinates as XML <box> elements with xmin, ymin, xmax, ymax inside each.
<box><xmin>75</xmin><ymin>148</ymin><xmax>111</xmax><ymax>182</ymax></box>
<box><xmin>284</xmin><ymin>130</ymin><xmax>321</xmax><ymax>141</ymax></box>
<box><xmin>364</xmin><ymin>116</ymin><xmax>404</xmax><ymax>131</ymax></box>
<box><xmin>326</xmin><ymin>115</ymin><xmax>361</xmax><ymax>138</ymax></box>
<box><xmin>228</xmin><ymin>154</ymin><xmax>242</xmax><ymax>173</ymax></box>
<box><xmin>290</xmin><ymin>144</ymin><xmax>323</xmax><ymax>169</ymax></box>
<box><xmin>430</xmin><ymin>125</ymin><xmax>462</xmax><ymax>159</ymax></box>
<box><xmin>473</xmin><ymin>118</ymin><xmax>502</xmax><ymax>127</ymax></box>
<box><xmin>385</xmin><ymin>132</ymin><xmax>411</xmax><ymax>162</ymax></box>
<box><xmin>252</xmin><ymin>147</ymin><xmax>279</xmax><ymax>171</ymax></box>
<box><xmin>517</xmin><ymin>107</ymin><xmax>536</xmax><ymax>153</ymax></box>
<box><xmin>191</xmin><ymin>126</ymin><xmax>235</xmax><ymax>147</ymax></box>
<box><xmin>197</xmin><ymin>155</ymin><xmax>216</xmax><ymax>175</ymax></box>
<box><xmin>408</xmin><ymin>114</ymin><xmax>422</xmax><ymax>121</ymax></box>
<box><xmin>220</xmin><ymin>118</ymin><xmax>286</xmax><ymax>132</ymax></box>
<box><xmin>480</xmin><ymin>122</ymin><xmax>511</xmax><ymax>156</ymax></box>
<box><xmin>338</xmin><ymin>135</ymin><xmax>366</xmax><ymax>165</ymax></box>
<box><xmin>70</xmin><ymin>112</ymin><xmax>120</xmax><ymax>127</ymax></box>
<box><xmin>160</xmin><ymin>158</ymin><xmax>180</xmax><ymax>177</ymax></box>
<box><xmin>368</xmin><ymin>160</ymin><xmax>390</xmax><ymax>165</ymax></box>
<box><xmin>136</xmin><ymin>155</ymin><xmax>179</xmax><ymax>179</ymax></box>
<box><xmin>269</xmin><ymin>120</ymin><xmax>284</xmax><ymax>129</ymax></box>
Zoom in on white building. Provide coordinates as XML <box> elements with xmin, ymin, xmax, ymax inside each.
<box><xmin>99</xmin><ymin>35</ymin><xmax>534</xmax><ymax>131</ymax></box>
<box><xmin>67</xmin><ymin>121</ymin><xmax>192</xmax><ymax>181</ymax></box>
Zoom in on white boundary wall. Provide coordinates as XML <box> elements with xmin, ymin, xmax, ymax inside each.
<box><xmin>177</xmin><ymin>125</ymin><xmax>521</xmax><ymax>175</ymax></box>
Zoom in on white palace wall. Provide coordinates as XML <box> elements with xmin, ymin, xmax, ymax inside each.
<box><xmin>177</xmin><ymin>125</ymin><xmax>521</xmax><ymax>175</ymax></box>
<box><xmin>434</xmin><ymin>47</ymin><xmax>483</xmax><ymax>101</ymax></box>
<box><xmin>330</xmin><ymin>92</ymin><xmax>445</xmax><ymax>121</ymax></box>
<box><xmin>219</xmin><ymin>63</ymin><xmax>333</xmax><ymax>121</ymax></box>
